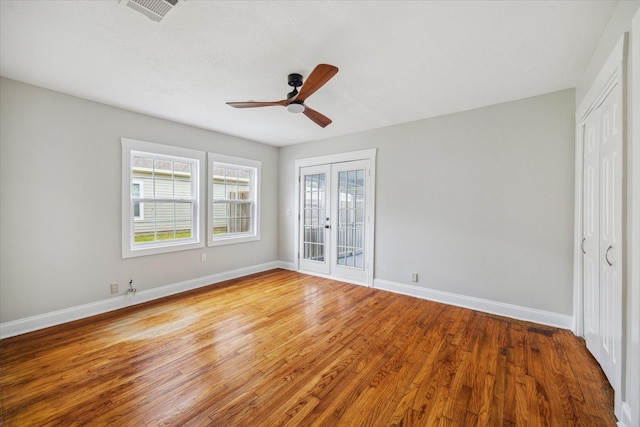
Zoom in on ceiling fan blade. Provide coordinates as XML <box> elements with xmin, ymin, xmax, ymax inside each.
<box><xmin>294</xmin><ymin>64</ymin><xmax>338</xmax><ymax>102</ymax></box>
<box><xmin>303</xmin><ymin>106</ymin><xmax>332</xmax><ymax>128</ymax></box>
<box><xmin>227</xmin><ymin>100</ymin><xmax>288</xmax><ymax>108</ymax></box>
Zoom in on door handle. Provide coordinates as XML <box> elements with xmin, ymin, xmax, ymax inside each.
<box><xmin>325</xmin><ymin>225</ymin><xmax>330</xmax><ymax>229</ymax></box>
<box><xmin>581</xmin><ymin>238</ymin><xmax>586</xmax><ymax>254</ymax></box>
<box><xmin>605</xmin><ymin>245</ymin><xmax>613</xmax><ymax>266</ymax></box>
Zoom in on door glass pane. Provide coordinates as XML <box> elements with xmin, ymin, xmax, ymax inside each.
<box><xmin>336</xmin><ymin>169</ymin><xmax>365</xmax><ymax>269</ymax></box>
<box><xmin>303</xmin><ymin>173</ymin><xmax>326</xmax><ymax>262</ymax></box>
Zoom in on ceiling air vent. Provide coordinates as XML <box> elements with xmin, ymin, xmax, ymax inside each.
<box><xmin>126</xmin><ymin>0</ymin><xmax>178</xmax><ymax>22</ymax></box>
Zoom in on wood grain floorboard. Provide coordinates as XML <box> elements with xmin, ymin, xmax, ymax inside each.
<box><xmin>0</xmin><ymin>269</ymin><xmax>616</xmax><ymax>426</ymax></box>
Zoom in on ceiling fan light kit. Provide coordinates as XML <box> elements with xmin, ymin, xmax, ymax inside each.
<box><xmin>227</xmin><ymin>64</ymin><xmax>339</xmax><ymax>127</ymax></box>
<box><xmin>287</xmin><ymin>102</ymin><xmax>305</xmax><ymax>114</ymax></box>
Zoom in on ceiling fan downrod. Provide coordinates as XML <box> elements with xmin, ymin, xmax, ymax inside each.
<box><xmin>286</xmin><ymin>73</ymin><xmax>304</xmax><ymax>113</ymax></box>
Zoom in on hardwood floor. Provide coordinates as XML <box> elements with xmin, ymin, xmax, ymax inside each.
<box><xmin>1</xmin><ymin>269</ymin><xmax>615</xmax><ymax>426</ymax></box>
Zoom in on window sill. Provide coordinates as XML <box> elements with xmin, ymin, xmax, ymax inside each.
<box><xmin>123</xmin><ymin>239</ymin><xmax>204</xmax><ymax>258</ymax></box>
<box><xmin>208</xmin><ymin>234</ymin><xmax>260</xmax><ymax>247</ymax></box>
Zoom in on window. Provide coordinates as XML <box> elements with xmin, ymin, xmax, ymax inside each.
<box><xmin>122</xmin><ymin>138</ymin><xmax>205</xmax><ymax>258</ymax></box>
<box><xmin>208</xmin><ymin>153</ymin><xmax>260</xmax><ymax>246</ymax></box>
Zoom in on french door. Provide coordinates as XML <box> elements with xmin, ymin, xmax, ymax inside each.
<box><xmin>298</xmin><ymin>159</ymin><xmax>372</xmax><ymax>285</ymax></box>
<box><xmin>298</xmin><ymin>164</ymin><xmax>331</xmax><ymax>276</ymax></box>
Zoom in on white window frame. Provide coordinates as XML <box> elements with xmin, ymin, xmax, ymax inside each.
<box><xmin>208</xmin><ymin>153</ymin><xmax>260</xmax><ymax>246</ymax></box>
<box><xmin>122</xmin><ymin>138</ymin><xmax>205</xmax><ymax>258</ymax></box>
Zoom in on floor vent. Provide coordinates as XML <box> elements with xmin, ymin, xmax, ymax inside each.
<box><xmin>126</xmin><ymin>0</ymin><xmax>179</xmax><ymax>22</ymax></box>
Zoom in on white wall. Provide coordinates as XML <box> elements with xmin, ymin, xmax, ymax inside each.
<box><xmin>0</xmin><ymin>77</ymin><xmax>279</xmax><ymax>323</ymax></box>
<box><xmin>280</xmin><ymin>89</ymin><xmax>576</xmax><ymax>315</ymax></box>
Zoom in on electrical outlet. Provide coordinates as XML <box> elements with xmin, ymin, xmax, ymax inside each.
<box><xmin>110</xmin><ymin>283</ymin><xmax>118</xmax><ymax>294</ymax></box>
<box><xmin>411</xmin><ymin>273</ymin><xmax>418</xmax><ymax>283</ymax></box>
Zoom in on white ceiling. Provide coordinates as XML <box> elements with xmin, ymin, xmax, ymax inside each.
<box><xmin>0</xmin><ymin>0</ymin><xmax>616</xmax><ymax>146</ymax></box>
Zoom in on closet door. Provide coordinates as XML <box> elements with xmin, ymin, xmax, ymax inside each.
<box><xmin>582</xmin><ymin>107</ymin><xmax>601</xmax><ymax>362</ymax></box>
<box><xmin>581</xmin><ymin>85</ymin><xmax>623</xmax><ymax>390</ymax></box>
<box><xmin>597</xmin><ymin>87</ymin><xmax>623</xmax><ymax>386</ymax></box>
<box><xmin>576</xmin><ymin>33</ymin><xmax>626</xmax><ymax>418</ymax></box>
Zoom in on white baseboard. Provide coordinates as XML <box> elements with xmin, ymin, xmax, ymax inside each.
<box><xmin>0</xmin><ymin>262</ymin><xmax>280</xmax><ymax>339</ymax></box>
<box><xmin>275</xmin><ymin>260</ymin><xmax>296</xmax><ymax>271</ymax></box>
<box><xmin>374</xmin><ymin>279</ymin><xmax>573</xmax><ymax>330</ymax></box>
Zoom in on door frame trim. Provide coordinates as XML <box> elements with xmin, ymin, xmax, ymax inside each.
<box><xmin>294</xmin><ymin>149</ymin><xmax>377</xmax><ymax>287</ymax></box>
<box><xmin>623</xmin><ymin>10</ymin><xmax>640</xmax><ymax>427</ymax></box>
<box><xmin>573</xmin><ymin>33</ymin><xmax>627</xmax><ymax>419</ymax></box>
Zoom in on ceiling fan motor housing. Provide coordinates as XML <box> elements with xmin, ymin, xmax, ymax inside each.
<box><xmin>288</xmin><ymin>73</ymin><xmax>303</xmax><ymax>88</ymax></box>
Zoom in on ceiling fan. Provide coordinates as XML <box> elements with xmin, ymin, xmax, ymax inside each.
<box><xmin>226</xmin><ymin>64</ymin><xmax>339</xmax><ymax>128</ymax></box>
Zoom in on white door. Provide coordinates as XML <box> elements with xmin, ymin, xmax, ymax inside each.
<box><xmin>582</xmin><ymin>106</ymin><xmax>601</xmax><ymax>362</ymax></box>
<box><xmin>597</xmin><ymin>87</ymin><xmax>623</xmax><ymax>387</ymax></box>
<box><xmin>330</xmin><ymin>160</ymin><xmax>369</xmax><ymax>284</ymax></box>
<box><xmin>298</xmin><ymin>160</ymin><xmax>373</xmax><ymax>285</ymax></box>
<box><xmin>299</xmin><ymin>165</ymin><xmax>331</xmax><ymax>275</ymax></box>
<box><xmin>582</xmin><ymin>85</ymin><xmax>623</xmax><ymax>390</ymax></box>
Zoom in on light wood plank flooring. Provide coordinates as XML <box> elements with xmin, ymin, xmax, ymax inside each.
<box><xmin>0</xmin><ymin>269</ymin><xmax>616</xmax><ymax>426</ymax></box>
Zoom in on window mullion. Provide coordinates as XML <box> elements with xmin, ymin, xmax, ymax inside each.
<box><xmin>212</xmin><ymin>199</ymin><xmax>251</xmax><ymax>204</ymax></box>
<box><xmin>134</xmin><ymin>197</ymin><xmax>194</xmax><ymax>203</ymax></box>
